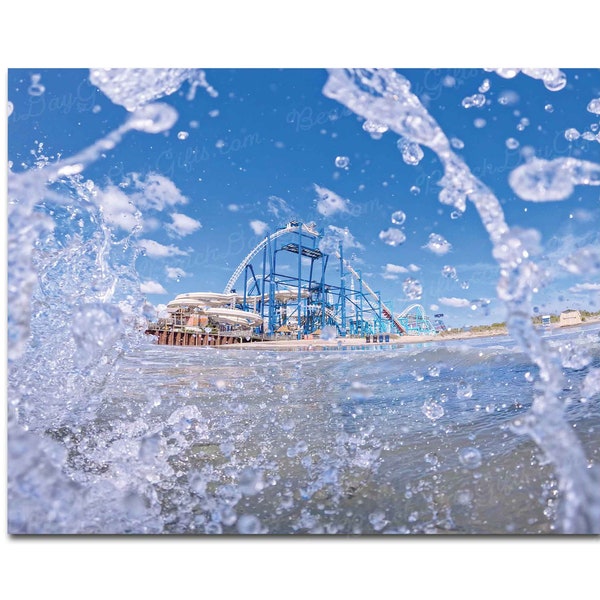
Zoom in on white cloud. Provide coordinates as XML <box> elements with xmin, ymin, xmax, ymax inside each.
<box><xmin>438</xmin><ymin>297</ymin><xmax>471</xmax><ymax>308</ymax></box>
<box><xmin>166</xmin><ymin>212</ymin><xmax>202</xmax><ymax>237</ymax></box>
<box><xmin>249</xmin><ymin>220</ymin><xmax>269</xmax><ymax>236</ymax></box>
<box><xmin>382</xmin><ymin>263</ymin><xmax>409</xmax><ymax>279</ymax></box>
<box><xmin>227</xmin><ymin>204</ymin><xmax>240</xmax><ymax>212</ymax></box>
<box><xmin>140</xmin><ymin>280</ymin><xmax>168</xmax><ymax>294</ymax></box>
<box><xmin>408</xmin><ymin>264</ymin><xmax>421</xmax><ymax>272</ymax></box>
<box><xmin>138</xmin><ymin>239</ymin><xmax>188</xmax><ymax>257</ymax></box>
<box><xmin>568</xmin><ymin>282</ymin><xmax>600</xmax><ymax>293</ymax></box>
<box><xmin>314</xmin><ymin>184</ymin><xmax>351</xmax><ymax>217</ymax></box>
<box><xmin>319</xmin><ymin>225</ymin><xmax>364</xmax><ymax>254</ymax></box>
<box><xmin>166</xmin><ymin>267</ymin><xmax>189</xmax><ymax>280</ymax></box>
<box><xmin>95</xmin><ymin>185</ymin><xmax>139</xmax><ymax>232</ymax></box>
<box><xmin>379</xmin><ymin>228</ymin><xmax>406</xmax><ymax>246</ymax></box>
<box><xmin>129</xmin><ymin>172</ymin><xmax>189</xmax><ymax>211</ymax></box>
<box><xmin>267</xmin><ymin>195</ymin><xmax>293</xmax><ymax>220</ymax></box>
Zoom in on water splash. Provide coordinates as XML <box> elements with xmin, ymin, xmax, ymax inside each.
<box><xmin>508</xmin><ymin>157</ymin><xmax>600</xmax><ymax>201</ymax></box>
<box><xmin>486</xmin><ymin>68</ymin><xmax>567</xmax><ymax>92</ymax></box>
<box><xmin>89</xmin><ymin>68</ymin><xmax>216</xmax><ymax>111</ymax></box>
<box><xmin>6</xmin><ymin>69</ymin><xmax>209</xmax><ymax>532</ymax></box>
<box><xmin>322</xmin><ymin>68</ymin><xmax>600</xmax><ymax>533</ymax></box>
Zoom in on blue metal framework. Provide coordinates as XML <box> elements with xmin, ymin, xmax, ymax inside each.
<box><xmin>224</xmin><ymin>221</ymin><xmax>439</xmax><ymax>339</ymax></box>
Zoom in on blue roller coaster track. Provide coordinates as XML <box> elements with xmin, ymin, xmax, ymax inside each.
<box><xmin>222</xmin><ymin>221</ymin><xmax>439</xmax><ymax>339</ymax></box>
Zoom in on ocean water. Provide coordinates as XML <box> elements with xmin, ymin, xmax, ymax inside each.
<box><xmin>7</xmin><ymin>68</ymin><xmax>600</xmax><ymax>535</ymax></box>
<box><xmin>8</xmin><ymin>325</ymin><xmax>600</xmax><ymax>534</ymax></box>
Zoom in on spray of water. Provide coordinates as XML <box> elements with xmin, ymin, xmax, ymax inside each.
<box><xmin>322</xmin><ymin>68</ymin><xmax>600</xmax><ymax>533</ymax></box>
<box><xmin>7</xmin><ymin>68</ymin><xmax>600</xmax><ymax>534</ymax></box>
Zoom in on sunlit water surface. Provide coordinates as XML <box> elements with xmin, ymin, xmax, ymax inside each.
<box><xmin>10</xmin><ymin>326</ymin><xmax>600</xmax><ymax>534</ymax></box>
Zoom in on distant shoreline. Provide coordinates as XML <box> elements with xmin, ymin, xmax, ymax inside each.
<box><xmin>218</xmin><ymin>316</ymin><xmax>600</xmax><ymax>351</ymax></box>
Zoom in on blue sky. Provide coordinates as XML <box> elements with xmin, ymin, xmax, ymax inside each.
<box><xmin>7</xmin><ymin>67</ymin><xmax>600</xmax><ymax>327</ymax></box>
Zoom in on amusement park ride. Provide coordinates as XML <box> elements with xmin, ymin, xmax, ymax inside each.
<box><xmin>148</xmin><ymin>221</ymin><xmax>444</xmax><ymax>345</ymax></box>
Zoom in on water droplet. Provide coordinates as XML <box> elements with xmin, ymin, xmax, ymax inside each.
<box><xmin>456</xmin><ymin>380</ymin><xmax>473</xmax><ymax>399</ymax></box>
<box><xmin>564</xmin><ymin>128</ymin><xmax>580</xmax><ymax>141</ymax></box>
<box><xmin>127</xmin><ymin>102</ymin><xmax>178</xmax><ymax>134</ymax></box>
<box><xmin>544</xmin><ymin>103</ymin><xmax>554</xmax><ymax>113</ymax></box>
<box><xmin>280</xmin><ymin>418</ymin><xmax>295</xmax><ymax>431</ymax></box>
<box><xmin>8</xmin><ymin>101</ymin><xmax>14</xmax><ymax>117</ymax></box>
<box><xmin>362</xmin><ymin>119</ymin><xmax>389</xmax><ymax>138</ymax></box>
<box><xmin>425</xmin><ymin>452</ymin><xmax>439</xmax><ymax>467</ymax></box>
<box><xmin>450</xmin><ymin>137</ymin><xmax>465</xmax><ymax>149</ymax></box>
<box><xmin>581</xmin><ymin>131</ymin><xmax>595</xmax><ymax>141</ymax></box>
<box><xmin>28</xmin><ymin>74</ymin><xmax>45</xmax><ymax>97</ymax></box>
<box><xmin>397</xmin><ymin>137</ymin><xmax>424</xmax><ymax>165</ymax></box>
<box><xmin>456</xmin><ymin>489</ymin><xmax>473</xmax><ymax>505</ymax></box>
<box><xmin>543</xmin><ymin>72</ymin><xmax>567</xmax><ymax>92</ymax></box>
<box><xmin>441</xmin><ymin>265</ymin><xmax>457</xmax><ymax>279</ymax></box>
<box><xmin>470</xmin><ymin>298</ymin><xmax>491</xmax><ymax>311</ymax></box>
<box><xmin>368</xmin><ymin>510</ymin><xmax>388</xmax><ymax>531</ymax></box>
<box><xmin>410</xmin><ymin>185</ymin><xmax>421</xmax><ymax>195</ymax></box>
<box><xmin>524</xmin><ymin>371</ymin><xmax>535</xmax><ymax>382</ymax></box>
<box><xmin>506</xmin><ymin>137</ymin><xmax>519</xmax><ymax>149</ymax></box>
<box><xmin>391</xmin><ymin>210</ymin><xmax>406</xmax><ymax>225</ymax></box>
<box><xmin>516</xmin><ymin>117</ymin><xmax>530</xmax><ymax>132</ymax></box>
<box><xmin>177</xmin><ymin>130</ymin><xmax>189</xmax><ymax>140</ymax></box>
<box><xmin>320</xmin><ymin>325</ymin><xmax>338</xmax><ymax>341</ymax></box>
<box><xmin>428</xmin><ymin>365</ymin><xmax>440</xmax><ymax>377</ymax></box>
<box><xmin>450</xmin><ymin>210</ymin><xmax>464</xmax><ymax>220</ymax></box>
<box><xmin>458</xmin><ymin>447</ymin><xmax>482</xmax><ymax>469</ymax></box>
<box><xmin>478</xmin><ymin>79</ymin><xmax>491</xmax><ymax>93</ymax></box>
<box><xmin>586</xmin><ymin>98</ymin><xmax>600</xmax><ymax>114</ymax></box>
<box><xmin>497</xmin><ymin>90</ymin><xmax>520</xmax><ymax>106</ymax></box>
<box><xmin>422</xmin><ymin>398</ymin><xmax>444</xmax><ymax>421</ymax></box>
<box><xmin>335</xmin><ymin>155</ymin><xmax>350</xmax><ymax>169</ymax></box>
<box><xmin>204</xmin><ymin>521</ymin><xmax>223</xmax><ymax>534</ymax></box>
<box><xmin>403</xmin><ymin>277</ymin><xmax>423</xmax><ymax>300</ymax></box>
<box><xmin>473</xmin><ymin>118</ymin><xmax>487</xmax><ymax>128</ymax></box>
<box><xmin>238</xmin><ymin>467</ymin><xmax>264</xmax><ymax>496</ymax></box>
<box><xmin>424</xmin><ymin>233</ymin><xmax>452</xmax><ymax>255</ymax></box>
<box><xmin>460</xmin><ymin>280</ymin><xmax>469</xmax><ymax>289</ymax></box>
<box><xmin>379</xmin><ymin>228</ymin><xmax>406</xmax><ymax>246</ymax></box>
<box><xmin>236</xmin><ymin>514</ymin><xmax>262</xmax><ymax>534</ymax></box>
<box><xmin>188</xmin><ymin>471</ymin><xmax>207</xmax><ymax>495</ymax></box>
<box><xmin>461</xmin><ymin>93</ymin><xmax>486</xmax><ymax>109</ymax></box>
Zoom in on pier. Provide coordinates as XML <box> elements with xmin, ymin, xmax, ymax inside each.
<box><xmin>144</xmin><ymin>325</ymin><xmax>263</xmax><ymax>346</ymax></box>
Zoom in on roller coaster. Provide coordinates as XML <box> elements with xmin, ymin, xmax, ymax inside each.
<box><xmin>163</xmin><ymin>221</ymin><xmax>440</xmax><ymax>340</ymax></box>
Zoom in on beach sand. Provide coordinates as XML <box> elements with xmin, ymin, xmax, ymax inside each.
<box><xmin>220</xmin><ymin>328</ymin><xmax>507</xmax><ymax>351</ymax></box>
<box><xmin>220</xmin><ymin>316</ymin><xmax>600</xmax><ymax>351</ymax></box>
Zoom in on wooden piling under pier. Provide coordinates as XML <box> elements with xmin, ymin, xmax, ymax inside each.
<box><xmin>145</xmin><ymin>328</ymin><xmax>263</xmax><ymax>346</ymax></box>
